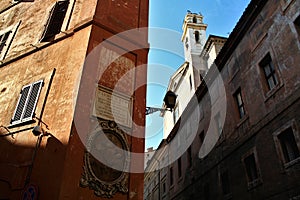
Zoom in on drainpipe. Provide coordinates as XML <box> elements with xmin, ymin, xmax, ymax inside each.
<box><xmin>25</xmin><ymin>68</ymin><xmax>56</xmax><ymax>185</ymax></box>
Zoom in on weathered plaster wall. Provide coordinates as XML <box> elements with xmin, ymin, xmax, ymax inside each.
<box><xmin>0</xmin><ymin>25</ymin><xmax>91</xmax><ymax>199</ymax></box>
<box><xmin>0</xmin><ymin>0</ymin><xmax>97</xmax><ymax>61</ymax></box>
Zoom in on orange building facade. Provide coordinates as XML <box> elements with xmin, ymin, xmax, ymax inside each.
<box><xmin>0</xmin><ymin>0</ymin><xmax>149</xmax><ymax>199</ymax></box>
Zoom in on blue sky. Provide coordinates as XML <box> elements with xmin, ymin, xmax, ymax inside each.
<box><xmin>145</xmin><ymin>0</ymin><xmax>251</xmax><ymax>150</ymax></box>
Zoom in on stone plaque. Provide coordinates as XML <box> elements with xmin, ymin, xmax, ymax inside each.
<box><xmin>93</xmin><ymin>86</ymin><xmax>132</xmax><ymax>128</ymax></box>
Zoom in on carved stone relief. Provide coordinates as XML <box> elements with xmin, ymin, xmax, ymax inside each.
<box><xmin>80</xmin><ymin>120</ymin><xmax>130</xmax><ymax>198</ymax></box>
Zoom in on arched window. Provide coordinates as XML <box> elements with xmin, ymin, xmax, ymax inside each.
<box><xmin>195</xmin><ymin>31</ymin><xmax>200</xmax><ymax>43</ymax></box>
<box><xmin>193</xmin><ymin>16</ymin><xmax>197</xmax><ymax>23</ymax></box>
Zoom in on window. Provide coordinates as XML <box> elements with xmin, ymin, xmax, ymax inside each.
<box><xmin>41</xmin><ymin>1</ymin><xmax>69</xmax><ymax>42</ymax></box>
<box><xmin>187</xmin><ymin>146</ymin><xmax>192</xmax><ymax>168</ymax></box>
<box><xmin>278</xmin><ymin>127</ymin><xmax>300</xmax><ymax>163</ymax></box>
<box><xmin>162</xmin><ymin>182</ymin><xmax>166</xmax><ymax>193</ymax></box>
<box><xmin>234</xmin><ymin>88</ymin><xmax>245</xmax><ymax>119</ymax></box>
<box><xmin>173</xmin><ymin>105</ymin><xmax>179</xmax><ymax>124</ymax></box>
<box><xmin>169</xmin><ymin>167</ymin><xmax>174</xmax><ymax>186</ymax></box>
<box><xmin>195</xmin><ymin>31</ymin><xmax>200</xmax><ymax>43</ymax></box>
<box><xmin>189</xmin><ymin>75</ymin><xmax>193</xmax><ymax>90</ymax></box>
<box><xmin>199</xmin><ymin>131</ymin><xmax>205</xmax><ymax>146</ymax></box>
<box><xmin>259</xmin><ymin>53</ymin><xmax>278</xmax><ymax>90</ymax></box>
<box><xmin>0</xmin><ymin>31</ymin><xmax>11</xmax><ymax>57</ymax></box>
<box><xmin>242</xmin><ymin>152</ymin><xmax>261</xmax><ymax>189</ymax></box>
<box><xmin>0</xmin><ymin>21</ymin><xmax>20</xmax><ymax>60</ymax></box>
<box><xmin>193</xmin><ymin>16</ymin><xmax>197</xmax><ymax>23</ymax></box>
<box><xmin>11</xmin><ymin>80</ymin><xmax>43</xmax><ymax>125</ymax></box>
<box><xmin>294</xmin><ymin>15</ymin><xmax>300</xmax><ymax>36</ymax></box>
<box><xmin>177</xmin><ymin>157</ymin><xmax>182</xmax><ymax>178</ymax></box>
<box><xmin>220</xmin><ymin>170</ymin><xmax>231</xmax><ymax>195</ymax></box>
<box><xmin>185</xmin><ymin>37</ymin><xmax>189</xmax><ymax>49</ymax></box>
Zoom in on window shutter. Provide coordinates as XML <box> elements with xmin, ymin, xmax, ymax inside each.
<box><xmin>22</xmin><ymin>80</ymin><xmax>43</xmax><ymax>121</ymax></box>
<box><xmin>11</xmin><ymin>85</ymin><xmax>31</xmax><ymax>123</ymax></box>
<box><xmin>11</xmin><ymin>80</ymin><xmax>43</xmax><ymax>125</ymax></box>
<box><xmin>41</xmin><ymin>1</ymin><xmax>69</xmax><ymax>41</ymax></box>
<box><xmin>0</xmin><ymin>31</ymin><xmax>11</xmax><ymax>55</ymax></box>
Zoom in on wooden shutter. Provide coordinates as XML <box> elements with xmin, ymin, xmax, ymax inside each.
<box><xmin>0</xmin><ymin>31</ymin><xmax>11</xmax><ymax>55</ymax></box>
<box><xmin>41</xmin><ymin>1</ymin><xmax>69</xmax><ymax>41</ymax></box>
<box><xmin>22</xmin><ymin>80</ymin><xmax>43</xmax><ymax>121</ymax></box>
<box><xmin>11</xmin><ymin>80</ymin><xmax>43</xmax><ymax>125</ymax></box>
<box><xmin>11</xmin><ymin>85</ymin><xmax>31</xmax><ymax>124</ymax></box>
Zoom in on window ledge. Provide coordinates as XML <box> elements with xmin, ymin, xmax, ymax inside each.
<box><xmin>247</xmin><ymin>178</ymin><xmax>263</xmax><ymax>190</ymax></box>
<box><xmin>177</xmin><ymin>177</ymin><xmax>183</xmax><ymax>183</ymax></box>
<box><xmin>236</xmin><ymin>114</ymin><xmax>249</xmax><ymax>128</ymax></box>
<box><xmin>8</xmin><ymin>118</ymin><xmax>35</xmax><ymax>128</ymax></box>
<box><xmin>264</xmin><ymin>83</ymin><xmax>284</xmax><ymax>102</ymax></box>
<box><xmin>284</xmin><ymin>156</ymin><xmax>300</xmax><ymax>169</ymax></box>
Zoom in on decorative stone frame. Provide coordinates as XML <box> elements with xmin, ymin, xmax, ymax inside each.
<box><xmin>241</xmin><ymin>147</ymin><xmax>263</xmax><ymax>190</ymax></box>
<box><xmin>273</xmin><ymin>119</ymin><xmax>300</xmax><ymax>169</ymax></box>
<box><xmin>80</xmin><ymin>119</ymin><xmax>130</xmax><ymax>198</ymax></box>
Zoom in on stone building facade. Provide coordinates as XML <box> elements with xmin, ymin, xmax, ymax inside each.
<box><xmin>145</xmin><ymin>0</ymin><xmax>300</xmax><ymax>199</ymax></box>
<box><xmin>0</xmin><ymin>0</ymin><xmax>148</xmax><ymax>199</ymax></box>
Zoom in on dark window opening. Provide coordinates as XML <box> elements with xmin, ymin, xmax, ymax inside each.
<box><xmin>294</xmin><ymin>15</ymin><xmax>300</xmax><ymax>36</ymax></box>
<box><xmin>187</xmin><ymin>146</ymin><xmax>192</xmax><ymax>168</ymax></box>
<box><xmin>199</xmin><ymin>131</ymin><xmax>205</xmax><ymax>146</ymax></box>
<box><xmin>259</xmin><ymin>53</ymin><xmax>278</xmax><ymax>90</ymax></box>
<box><xmin>189</xmin><ymin>75</ymin><xmax>193</xmax><ymax>90</ymax></box>
<box><xmin>41</xmin><ymin>1</ymin><xmax>69</xmax><ymax>42</ymax></box>
<box><xmin>195</xmin><ymin>31</ymin><xmax>200</xmax><ymax>43</ymax></box>
<box><xmin>244</xmin><ymin>154</ymin><xmax>259</xmax><ymax>182</ymax></box>
<box><xmin>178</xmin><ymin>157</ymin><xmax>182</xmax><ymax>178</ymax></box>
<box><xmin>278</xmin><ymin>127</ymin><xmax>300</xmax><ymax>163</ymax></box>
<box><xmin>193</xmin><ymin>16</ymin><xmax>197</xmax><ymax>23</ymax></box>
<box><xmin>162</xmin><ymin>182</ymin><xmax>166</xmax><ymax>193</ymax></box>
<box><xmin>221</xmin><ymin>170</ymin><xmax>231</xmax><ymax>195</ymax></box>
<box><xmin>0</xmin><ymin>31</ymin><xmax>11</xmax><ymax>55</ymax></box>
<box><xmin>234</xmin><ymin>88</ymin><xmax>245</xmax><ymax>119</ymax></box>
<box><xmin>170</xmin><ymin>167</ymin><xmax>174</xmax><ymax>185</ymax></box>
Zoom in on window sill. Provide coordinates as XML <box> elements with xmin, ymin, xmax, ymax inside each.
<box><xmin>264</xmin><ymin>83</ymin><xmax>284</xmax><ymax>103</ymax></box>
<box><xmin>8</xmin><ymin>118</ymin><xmax>35</xmax><ymax>128</ymax></box>
<box><xmin>284</xmin><ymin>156</ymin><xmax>300</xmax><ymax>169</ymax></box>
<box><xmin>177</xmin><ymin>177</ymin><xmax>183</xmax><ymax>183</ymax></box>
<box><xmin>236</xmin><ymin>114</ymin><xmax>249</xmax><ymax>128</ymax></box>
<box><xmin>247</xmin><ymin>178</ymin><xmax>262</xmax><ymax>190</ymax></box>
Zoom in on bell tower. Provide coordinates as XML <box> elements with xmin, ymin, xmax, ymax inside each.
<box><xmin>182</xmin><ymin>12</ymin><xmax>207</xmax><ymax>73</ymax></box>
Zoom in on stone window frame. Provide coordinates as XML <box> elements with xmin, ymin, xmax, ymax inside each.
<box><xmin>218</xmin><ymin>168</ymin><xmax>232</xmax><ymax>199</ymax></box>
<box><xmin>0</xmin><ymin>21</ymin><xmax>21</xmax><ymax>60</ymax></box>
<box><xmin>241</xmin><ymin>147</ymin><xmax>263</xmax><ymax>190</ymax></box>
<box><xmin>273</xmin><ymin>119</ymin><xmax>300</xmax><ymax>169</ymax></box>
<box><xmin>233</xmin><ymin>87</ymin><xmax>246</xmax><ymax>119</ymax></box>
<box><xmin>257</xmin><ymin>52</ymin><xmax>283</xmax><ymax>101</ymax></box>
<box><xmin>259</xmin><ymin>53</ymin><xmax>279</xmax><ymax>91</ymax></box>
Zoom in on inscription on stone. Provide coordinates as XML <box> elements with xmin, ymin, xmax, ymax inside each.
<box><xmin>94</xmin><ymin>86</ymin><xmax>132</xmax><ymax>128</ymax></box>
